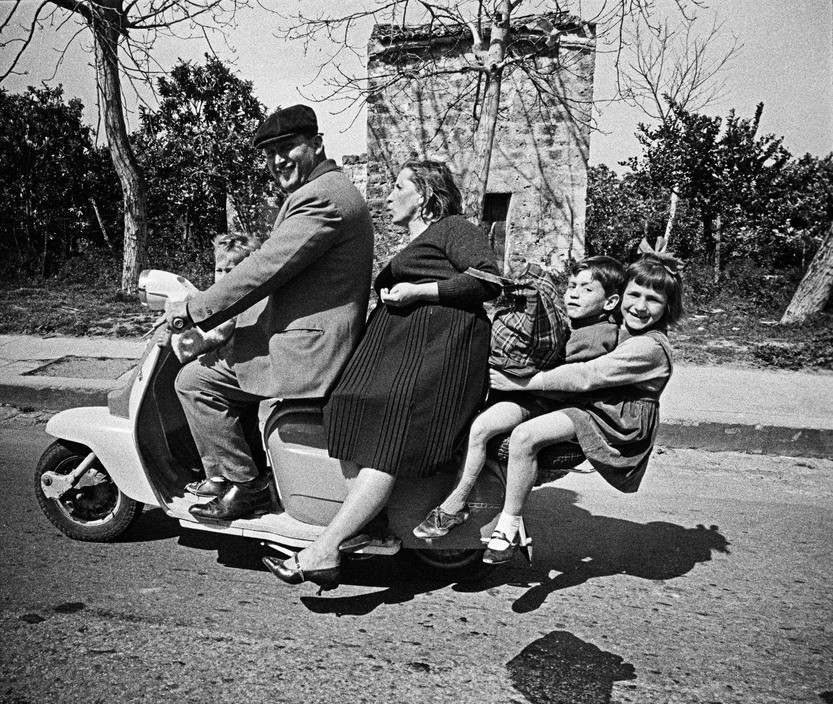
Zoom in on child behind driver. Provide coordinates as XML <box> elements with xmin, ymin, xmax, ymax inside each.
<box><xmin>414</xmin><ymin>255</ymin><xmax>625</xmax><ymax>540</ymax></box>
<box><xmin>177</xmin><ymin>233</ymin><xmax>260</xmax><ymax>498</ymax></box>
<box><xmin>171</xmin><ymin>233</ymin><xmax>260</xmax><ymax>365</ymax></box>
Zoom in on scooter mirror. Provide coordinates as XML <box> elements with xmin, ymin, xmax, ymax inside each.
<box><xmin>138</xmin><ymin>270</ymin><xmax>199</xmax><ymax>311</ymax></box>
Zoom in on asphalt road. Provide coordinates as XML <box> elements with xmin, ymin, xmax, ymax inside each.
<box><xmin>1</xmin><ymin>420</ymin><xmax>831</xmax><ymax>704</ymax></box>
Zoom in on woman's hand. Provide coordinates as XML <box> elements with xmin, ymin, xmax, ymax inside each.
<box><xmin>380</xmin><ymin>282</ymin><xmax>438</xmax><ymax>307</ymax></box>
<box><xmin>489</xmin><ymin>369</ymin><xmax>535</xmax><ymax>392</ymax></box>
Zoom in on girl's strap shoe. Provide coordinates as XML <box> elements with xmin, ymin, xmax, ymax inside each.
<box><xmin>482</xmin><ymin>530</ymin><xmax>518</xmax><ymax>564</ymax></box>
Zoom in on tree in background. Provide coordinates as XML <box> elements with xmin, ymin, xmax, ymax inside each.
<box><xmin>587</xmin><ymin>106</ymin><xmax>832</xmax><ymax>321</ymax></box>
<box><xmin>781</xmin><ymin>222</ymin><xmax>833</xmax><ymax>324</ymax></box>
<box><xmin>585</xmin><ymin>163</ymin><xmax>701</xmax><ymax>262</ymax></box>
<box><xmin>1</xmin><ymin>0</ymin><xmax>251</xmax><ymax>293</ymax></box>
<box><xmin>620</xmin><ymin>12</ymin><xmax>739</xmax><ymax>244</ymax></box>
<box><xmin>134</xmin><ymin>56</ymin><xmax>272</xmax><ymax>276</ymax></box>
<box><xmin>636</xmin><ymin>101</ymin><xmax>790</xmax><ymax>280</ymax></box>
<box><xmin>0</xmin><ymin>87</ymin><xmax>118</xmax><ymax>278</ymax></box>
<box><xmin>777</xmin><ymin>155</ymin><xmax>833</xmax><ymax>323</ymax></box>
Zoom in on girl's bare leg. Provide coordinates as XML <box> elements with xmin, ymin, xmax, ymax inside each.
<box><xmin>489</xmin><ymin>411</ymin><xmax>577</xmax><ymax>549</ymax></box>
<box><xmin>294</xmin><ymin>466</ymin><xmax>396</xmax><ymax>571</ymax></box>
<box><xmin>440</xmin><ymin>401</ymin><xmax>529</xmax><ymax>515</ymax></box>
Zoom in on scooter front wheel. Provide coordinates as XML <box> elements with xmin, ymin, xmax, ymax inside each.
<box><xmin>397</xmin><ymin>548</ymin><xmax>494</xmax><ymax>583</ymax></box>
<box><xmin>35</xmin><ymin>440</ymin><xmax>143</xmax><ymax>542</ymax></box>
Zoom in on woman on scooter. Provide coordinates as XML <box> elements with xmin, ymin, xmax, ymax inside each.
<box><xmin>262</xmin><ymin>159</ymin><xmax>501</xmax><ymax>590</ymax></box>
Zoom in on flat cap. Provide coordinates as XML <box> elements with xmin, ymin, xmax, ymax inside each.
<box><xmin>253</xmin><ymin>104</ymin><xmax>319</xmax><ymax>149</ymax></box>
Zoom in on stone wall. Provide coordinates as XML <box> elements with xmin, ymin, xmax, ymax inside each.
<box><xmin>365</xmin><ymin>13</ymin><xmax>595</xmax><ymax>271</ymax></box>
<box><xmin>340</xmin><ymin>153</ymin><xmax>368</xmax><ymax>198</ymax></box>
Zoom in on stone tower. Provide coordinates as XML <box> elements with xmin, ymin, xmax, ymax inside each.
<box><xmin>365</xmin><ymin>12</ymin><xmax>596</xmax><ymax>272</ymax></box>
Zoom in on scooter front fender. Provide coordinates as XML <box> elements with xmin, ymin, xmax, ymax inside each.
<box><xmin>45</xmin><ymin>407</ymin><xmax>158</xmax><ymax>506</ymax></box>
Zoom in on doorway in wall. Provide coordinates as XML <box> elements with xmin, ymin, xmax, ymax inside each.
<box><xmin>482</xmin><ymin>192</ymin><xmax>512</xmax><ymax>273</ymax></box>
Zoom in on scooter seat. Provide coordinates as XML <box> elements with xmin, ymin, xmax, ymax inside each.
<box><xmin>264</xmin><ymin>399</ymin><xmax>327</xmax><ymax>449</ymax></box>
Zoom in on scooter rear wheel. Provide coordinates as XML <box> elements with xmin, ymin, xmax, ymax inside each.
<box><xmin>35</xmin><ymin>440</ymin><xmax>144</xmax><ymax>542</ymax></box>
<box><xmin>397</xmin><ymin>548</ymin><xmax>494</xmax><ymax>583</ymax></box>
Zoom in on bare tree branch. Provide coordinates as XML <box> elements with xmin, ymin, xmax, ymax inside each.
<box><xmin>621</xmin><ymin>12</ymin><xmax>740</xmax><ymax>123</ymax></box>
<box><xmin>0</xmin><ymin>0</ymin><xmax>51</xmax><ymax>81</ymax></box>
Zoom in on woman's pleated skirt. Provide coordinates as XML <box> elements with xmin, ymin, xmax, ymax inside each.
<box><xmin>323</xmin><ymin>302</ymin><xmax>491</xmax><ymax>478</ymax></box>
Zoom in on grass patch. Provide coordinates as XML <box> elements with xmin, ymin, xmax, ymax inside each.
<box><xmin>0</xmin><ymin>281</ymin><xmax>155</xmax><ymax>337</ymax></box>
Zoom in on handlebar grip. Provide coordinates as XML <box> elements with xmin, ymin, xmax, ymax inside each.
<box><xmin>170</xmin><ymin>316</ymin><xmax>188</xmax><ymax>332</ymax></box>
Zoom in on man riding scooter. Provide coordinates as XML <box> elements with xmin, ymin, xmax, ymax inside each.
<box><xmin>162</xmin><ymin>104</ymin><xmax>374</xmax><ymax>521</ymax></box>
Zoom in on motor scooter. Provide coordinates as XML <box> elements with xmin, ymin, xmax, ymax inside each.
<box><xmin>34</xmin><ymin>270</ymin><xmax>586</xmax><ymax>583</ymax></box>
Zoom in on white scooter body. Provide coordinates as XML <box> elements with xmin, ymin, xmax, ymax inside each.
<box><xmin>39</xmin><ymin>271</ymin><xmax>511</xmax><ymax>577</ymax></box>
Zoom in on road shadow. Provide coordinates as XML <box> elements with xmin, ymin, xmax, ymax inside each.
<box><xmin>299</xmin><ymin>558</ymin><xmax>454</xmax><ymax>616</ymax></box>
<box><xmin>119</xmin><ymin>507</ymin><xmax>183</xmax><ymax>542</ymax></box>
<box><xmin>301</xmin><ymin>486</ymin><xmax>729</xmax><ymax>615</ymax></box>
<box><xmin>115</xmin><ymin>487</ymin><xmax>730</xmax><ymax>616</ymax></box>
<box><xmin>503</xmin><ymin>487</ymin><xmax>731</xmax><ymax>614</ymax></box>
<box><xmin>507</xmin><ymin>630</ymin><xmax>636</xmax><ymax>704</ymax></box>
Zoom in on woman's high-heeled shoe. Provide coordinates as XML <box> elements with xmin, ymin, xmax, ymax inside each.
<box><xmin>262</xmin><ymin>554</ymin><xmax>340</xmax><ymax>593</ymax></box>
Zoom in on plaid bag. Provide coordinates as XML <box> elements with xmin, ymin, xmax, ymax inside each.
<box><xmin>466</xmin><ymin>263</ymin><xmax>569</xmax><ymax>377</ymax></box>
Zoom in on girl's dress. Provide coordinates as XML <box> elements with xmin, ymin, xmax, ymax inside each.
<box><xmin>323</xmin><ymin>215</ymin><xmax>500</xmax><ymax>478</ymax></box>
<box><xmin>537</xmin><ymin>328</ymin><xmax>673</xmax><ymax>493</ymax></box>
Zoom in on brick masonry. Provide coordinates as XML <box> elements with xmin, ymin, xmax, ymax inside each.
<box><xmin>347</xmin><ymin>13</ymin><xmax>596</xmax><ymax>271</ymax></box>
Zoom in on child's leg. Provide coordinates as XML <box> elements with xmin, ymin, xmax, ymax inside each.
<box><xmin>489</xmin><ymin>411</ymin><xmax>577</xmax><ymax>551</ymax></box>
<box><xmin>440</xmin><ymin>401</ymin><xmax>529</xmax><ymax>515</ymax></box>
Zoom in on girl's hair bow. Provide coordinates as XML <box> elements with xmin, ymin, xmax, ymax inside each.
<box><xmin>638</xmin><ymin>237</ymin><xmax>685</xmax><ymax>275</ymax></box>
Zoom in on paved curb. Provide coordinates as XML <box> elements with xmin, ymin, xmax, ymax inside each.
<box><xmin>0</xmin><ymin>379</ymin><xmax>117</xmax><ymax>412</ymax></box>
<box><xmin>657</xmin><ymin>420</ymin><xmax>832</xmax><ymax>459</ymax></box>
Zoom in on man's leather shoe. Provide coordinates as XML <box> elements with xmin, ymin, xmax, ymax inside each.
<box><xmin>189</xmin><ymin>479</ymin><xmax>272</xmax><ymax>520</ymax></box>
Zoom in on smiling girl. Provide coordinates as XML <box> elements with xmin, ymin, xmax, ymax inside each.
<box><xmin>483</xmin><ymin>248</ymin><xmax>685</xmax><ymax>564</ymax></box>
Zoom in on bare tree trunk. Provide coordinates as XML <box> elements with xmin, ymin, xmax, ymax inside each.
<box><xmin>713</xmin><ymin>212</ymin><xmax>722</xmax><ymax>282</ymax></box>
<box><xmin>93</xmin><ymin>8</ymin><xmax>147</xmax><ymax>293</ymax></box>
<box><xmin>41</xmin><ymin>226</ymin><xmax>48</xmax><ymax>278</ymax></box>
<box><xmin>226</xmin><ymin>193</ymin><xmax>253</xmax><ymax>238</ymax></box>
<box><xmin>781</xmin><ymin>221</ymin><xmax>833</xmax><ymax>324</ymax></box>
<box><xmin>462</xmin><ymin>1</ymin><xmax>510</xmax><ymax>223</ymax></box>
<box><xmin>89</xmin><ymin>197</ymin><xmax>115</xmax><ymax>253</ymax></box>
<box><xmin>664</xmin><ymin>190</ymin><xmax>679</xmax><ymax>243</ymax></box>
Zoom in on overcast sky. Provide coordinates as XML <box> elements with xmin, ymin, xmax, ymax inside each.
<box><xmin>3</xmin><ymin>0</ymin><xmax>831</xmax><ymax>167</ymax></box>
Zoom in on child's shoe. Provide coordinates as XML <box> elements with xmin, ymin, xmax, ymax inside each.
<box><xmin>482</xmin><ymin>530</ymin><xmax>518</xmax><ymax>564</ymax></box>
<box><xmin>413</xmin><ymin>504</ymin><xmax>470</xmax><ymax>540</ymax></box>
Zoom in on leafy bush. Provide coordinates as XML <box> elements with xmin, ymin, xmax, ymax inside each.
<box><xmin>57</xmin><ymin>248</ymin><xmax>122</xmax><ymax>289</ymax></box>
